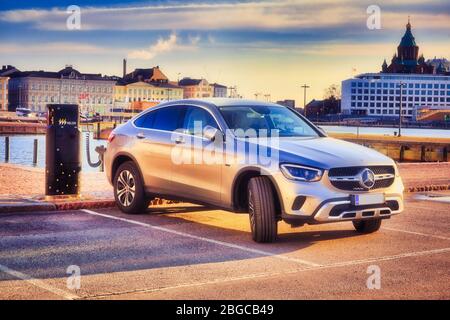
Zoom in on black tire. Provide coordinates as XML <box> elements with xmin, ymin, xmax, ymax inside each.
<box><xmin>353</xmin><ymin>219</ymin><xmax>382</xmax><ymax>233</ymax></box>
<box><xmin>248</xmin><ymin>176</ymin><xmax>278</xmax><ymax>243</ymax></box>
<box><xmin>113</xmin><ymin>161</ymin><xmax>149</xmax><ymax>214</ymax></box>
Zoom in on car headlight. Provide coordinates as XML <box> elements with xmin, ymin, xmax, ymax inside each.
<box><xmin>280</xmin><ymin>164</ymin><xmax>323</xmax><ymax>182</ymax></box>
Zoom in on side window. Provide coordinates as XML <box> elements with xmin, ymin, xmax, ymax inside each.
<box><xmin>152</xmin><ymin>106</ymin><xmax>183</xmax><ymax>132</ymax></box>
<box><xmin>183</xmin><ymin>106</ymin><xmax>219</xmax><ymax>135</ymax></box>
<box><xmin>134</xmin><ymin>111</ymin><xmax>155</xmax><ymax>129</ymax></box>
<box><xmin>134</xmin><ymin>106</ymin><xmax>183</xmax><ymax>131</ymax></box>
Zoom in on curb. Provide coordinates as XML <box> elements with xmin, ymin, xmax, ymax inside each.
<box><xmin>0</xmin><ymin>199</ymin><xmax>116</xmax><ymax>214</ymax></box>
<box><xmin>406</xmin><ymin>184</ymin><xmax>450</xmax><ymax>193</ymax></box>
<box><xmin>54</xmin><ymin>199</ymin><xmax>116</xmax><ymax>211</ymax></box>
<box><xmin>0</xmin><ymin>198</ymin><xmax>180</xmax><ymax>214</ymax></box>
<box><xmin>0</xmin><ymin>202</ymin><xmax>56</xmax><ymax>214</ymax></box>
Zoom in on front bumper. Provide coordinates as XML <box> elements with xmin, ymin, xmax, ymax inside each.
<box><xmin>272</xmin><ymin>170</ymin><xmax>404</xmax><ymax>225</ymax></box>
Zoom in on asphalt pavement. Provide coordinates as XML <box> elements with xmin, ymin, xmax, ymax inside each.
<box><xmin>0</xmin><ymin>194</ymin><xmax>449</xmax><ymax>300</ymax></box>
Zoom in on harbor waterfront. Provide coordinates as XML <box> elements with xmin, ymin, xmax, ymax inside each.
<box><xmin>0</xmin><ymin>133</ymin><xmax>105</xmax><ymax>172</ymax></box>
<box><xmin>320</xmin><ymin>125</ymin><xmax>450</xmax><ymax>139</ymax></box>
<box><xmin>1</xmin><ymin>126</ymin><xmax>449</xmax><ymax>169</ymax></box>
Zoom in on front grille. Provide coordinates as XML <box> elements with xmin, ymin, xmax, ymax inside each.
<box><xmin>329</xmin><ymin>178</ymin><xmax>394</xmax><ymax>191</ymax></box>
<box><xmin>328</xmin><ymin>165</ymin><xmax>395</xmax><ymax>191</ymax></box>
<box><xmin>329</xmin><ymin>166</ymin><xmax>394</xmax><ymax>177</ymax></box>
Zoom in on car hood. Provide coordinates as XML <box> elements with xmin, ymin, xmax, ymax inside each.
<box><xmin>249</xmin><ymin>136</ymin><xmax>395</xmax><ymax>169</ymax></box>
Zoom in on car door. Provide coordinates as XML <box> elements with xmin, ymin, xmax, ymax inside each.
<box><xmin>170</xmin><ymin>105</ymin><xmax>223</xmax><ymax>205</ymax></box>
<box><xmin>133</xmin><ymin>106</ymin><xmax>185</xmax><ymax>194</ymax></box>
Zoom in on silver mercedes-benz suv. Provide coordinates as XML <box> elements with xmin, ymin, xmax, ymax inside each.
<box><xmin>104</xmin><ymin>98</ymin><xmax>404</xmax><ymax>243</ymax></box>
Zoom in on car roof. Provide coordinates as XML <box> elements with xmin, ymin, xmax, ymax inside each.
<box><xmin>158</xmin><ymin>98</ymin><xmax>284</xmax><ymax>109</ymax></box>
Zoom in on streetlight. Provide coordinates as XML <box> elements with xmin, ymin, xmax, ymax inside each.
<box><xmin>398</xmin><ymin>82</ymin><xmax>406</xmax><ymax>137</ymax></box>
<box><xmin>301</xmin><ymin>84</ymin><xmax>310</xmax><ymax>114</ymax></box>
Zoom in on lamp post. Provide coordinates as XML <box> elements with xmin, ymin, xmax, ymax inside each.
<box><xmin>301</xmin><ymin>84</ymin><xmax>310</xmax><ymax>115</ymax></box>
<box><xmin>398</xmin><ymin>82</ymin><xmax>406</xmax><ymax>137</ymax></box>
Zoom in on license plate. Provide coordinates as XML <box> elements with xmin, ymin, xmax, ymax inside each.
<box><xmin>351</xmin><ymin>194</ymin><xmax>385</xmax><ymax>206</ymax></box>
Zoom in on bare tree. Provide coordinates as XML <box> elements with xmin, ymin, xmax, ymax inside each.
<box><xmin>323</xmin><ymin>84</ymin><xmax>341</xmax><ymax>100</ymax></box>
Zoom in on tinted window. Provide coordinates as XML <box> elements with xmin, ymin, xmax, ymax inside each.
<box><xmin>134</xmin><ymin>111</ymin><xmax>155</xmax><ymax>128</ymax></box>
<box><xmin>219</xmin><ymin>105</ymin><xmax>318</xmax><ymax>138</ymax></box>
<box><xmin>135</xmin><ymin>106</ymin><xmax>183</xmax><ymax>131</ymax></box>
<box><xmin>183</xmin><ymin>107</ymin><xmax>219</xmax><ymax>135</ymax></box>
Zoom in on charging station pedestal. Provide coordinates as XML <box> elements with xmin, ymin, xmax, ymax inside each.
<box><xmin>45</xmin><ymin>104</ymin><xmax>81</xmax><ymax>196</ymax></box>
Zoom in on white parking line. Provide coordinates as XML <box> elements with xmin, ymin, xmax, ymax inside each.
<box><xmin>0</xmin><ymin>264</ymin><xmax>79</xmax><ymax>300</ymax></box>
<box><xmin>82</xmin><ymin>246</ymin><xmax>450</xmax><ymax>299</ymax></box>
<box><xmin>81</xmin><ymin>209</ymin><xmax>321</xmax><ymax>267</ymax></box>
<box><xmin>382</xmin><ymin>226</ymin><xmax>450</xmax><ymax>241</ymax></box>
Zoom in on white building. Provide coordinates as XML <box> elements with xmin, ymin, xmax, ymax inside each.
<box><xmin>211</xmin><ymin>83</ymin><xmax>228</xmax><ymax>98</ymax></box>
<box><xmin>7</xmin><ymin>66</ymin><xmax>116</xmax><ymax>115</ymax></box>
<box><xmin>341</xmin><ymin>73</ymin><xmax>450</xmax><ymax>118</ymax></box>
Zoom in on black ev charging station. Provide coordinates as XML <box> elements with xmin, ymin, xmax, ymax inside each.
<box><xmin>45</xmin><ymin>104</ymin><xmax>81</xmax><ymax>196</ymax></box>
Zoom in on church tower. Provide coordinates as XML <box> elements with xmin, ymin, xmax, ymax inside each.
<box><xmin>397</xmin><ymin>18</ymin><xmax>419</xmax><ymax>61</ymax></box>
<box><xmin>381</xmin><ymin>18</ymin><xmax>433</xmax><ymax>74</ymax></box>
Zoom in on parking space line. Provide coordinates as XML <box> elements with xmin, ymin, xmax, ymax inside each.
<box><xmin>81</xmin><ymin>209</ymin><xmax>322</xmax><ymax>267</ymax></box>
<box><xmin>382</xmin><ymin>226</ymin><xmax>450</xmax><ymax>241</ymax></box>
<box><xmin>81</xmin><ymin>246</ymin><xmax>450</xmax><ymax>299</ymax></box>
<box><xmin>0</xmin><ymin>264</ymin><xmax>79</xmax><ymax>300</ymax></box>
<box><xmin>324</xmin><ymin>247</ymin><xmax>450</xmax><ymax>268</ymax></box>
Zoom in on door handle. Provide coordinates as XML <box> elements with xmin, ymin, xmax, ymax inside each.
<box><xmin>136</xmin><ymin>132</ymin><xmax>145</xmax><ymax>139</ymax></box>
<box><xmin>175</xmin><ymin>136</ymin><xmax>185</xmax><ymax>144</ymax></box>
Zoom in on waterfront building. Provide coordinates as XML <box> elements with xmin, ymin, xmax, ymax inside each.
<box><xmin>426</xmin><ymin>58</ymin><xmax>450</xmax><ymax>75</ymax></box>
<box><xmin>114</xmin><ymin>80</ymin><xmax>183</xmax><ymax>106</ymax></box>
<box><xmin>114</xmin><ymin>65</ymin><xmax>183</xmax><ymax>113</ymax></box>
<box><xmin>342</xmin><ymin>21</ymin><xmax>450</xmax><ymax>118</ymax></box>
<box><xmin>276</xmin><ymin>99</ymin><xmax>296</xmax><ymax>109</ymax></box>
<box><xmin>342</xmin><ymin>73</ymin><xmax>450</xmax><ymax>118</ymax></box>
<box><xmin>0</xmin><ymin>65</ymin><xmax>18</xmax><ymax>112</ymax></box>
<box><xmin>211</xmin><ymin>83</ymin><xmax>228</xmax><ymax>97</ymax></box>
<box><xmin>178</xmin><ymin>78</ymin><xmax>212</xmax><ymax>98</ymax></box>
<box><xmin>0</xmin><ymin>77</ymin><xmax>8</xmax><ymax>111</ymax></box>
<box><xmin>7</xmin><ymin>65</ymin><xmax>116</xmax><ymax>115</ymax></box>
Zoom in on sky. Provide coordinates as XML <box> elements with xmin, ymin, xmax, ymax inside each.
<box><xmin>0</xmin><ymin>0</ymin><xmax>449</xmax><ymax>105</ymax></box>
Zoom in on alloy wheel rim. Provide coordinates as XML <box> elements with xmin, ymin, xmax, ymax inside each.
<box><xmin>117</xmin><ymin>170</ymin><xmax>136</xmax><ymax>207</ymax></box>
<box><xmin>248</xmin><ymin>190</ymin><xmax>255</xmax><ymax>231</ymax></box>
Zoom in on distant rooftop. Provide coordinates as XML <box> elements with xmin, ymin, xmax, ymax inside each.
<box><xmin>7</xmin><ymin>65</ymin><xmax>116</xmax><ymax>81</ymax></box>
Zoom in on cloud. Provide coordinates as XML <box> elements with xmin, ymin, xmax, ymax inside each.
<box><xmin>1</xmin><ymin>0</ymin><xmax>448</xmax><ymax>32</ymax></box>
<box><xmin>0</xmin><ymin>42</ymin><xmax>108</xmax><ymax>54</ymax></box>
<box><xmin>127</xmin><ymin>33</ymin><xmax>198</xmax><ymax>60</ymax></box>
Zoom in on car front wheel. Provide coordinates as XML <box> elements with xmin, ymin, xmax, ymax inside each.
<box><xmin>248</xmin><ymin>176</ymin><xmax>278</xmax><ymax>243</ymax></box>
<box><xmin>114</xmin><ymin>161</ymin><xmax>149</xmax><ymax>214</ymax></box>
<box><xmin>353</xmin><ymin>218</ymin><xmax>382</xmax><ymax>233</ymax></box>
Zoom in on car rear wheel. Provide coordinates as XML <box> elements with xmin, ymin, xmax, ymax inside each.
<box><xmin>248</xmin><ymin>176</ymin><xmax>278</xmax><ymax>243</ymax></box>
<box><xmin>114</xmin><ymin>161</ymin><xmax>149</xmax><ymax>214</ymax></box>
<box><xmin>353</xmin><ymin>218</ymin><xmax>382</xmax><ymax>233</ymax></box>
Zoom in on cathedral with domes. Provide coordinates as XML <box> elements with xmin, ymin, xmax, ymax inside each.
<box><xmin>381</xmin><ymin>19</ymin><xmax>447</xmax><ymax>75</ymax></box>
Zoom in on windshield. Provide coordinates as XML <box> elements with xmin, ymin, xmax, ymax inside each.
<box><xmin>218</xmin><ymin>105</ymin><xmax>319</xmax><ymax>138</ymax></box>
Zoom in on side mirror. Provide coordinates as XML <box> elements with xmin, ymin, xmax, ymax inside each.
<box><xmin>317</xmin><ymin>126</ymin><xmax>327</xmax><ymax>136</ymax></box>
<box><xmin>203</xmin><ymin>125</ymin><xmax>220</xmax><ymax>141</ymax></box>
